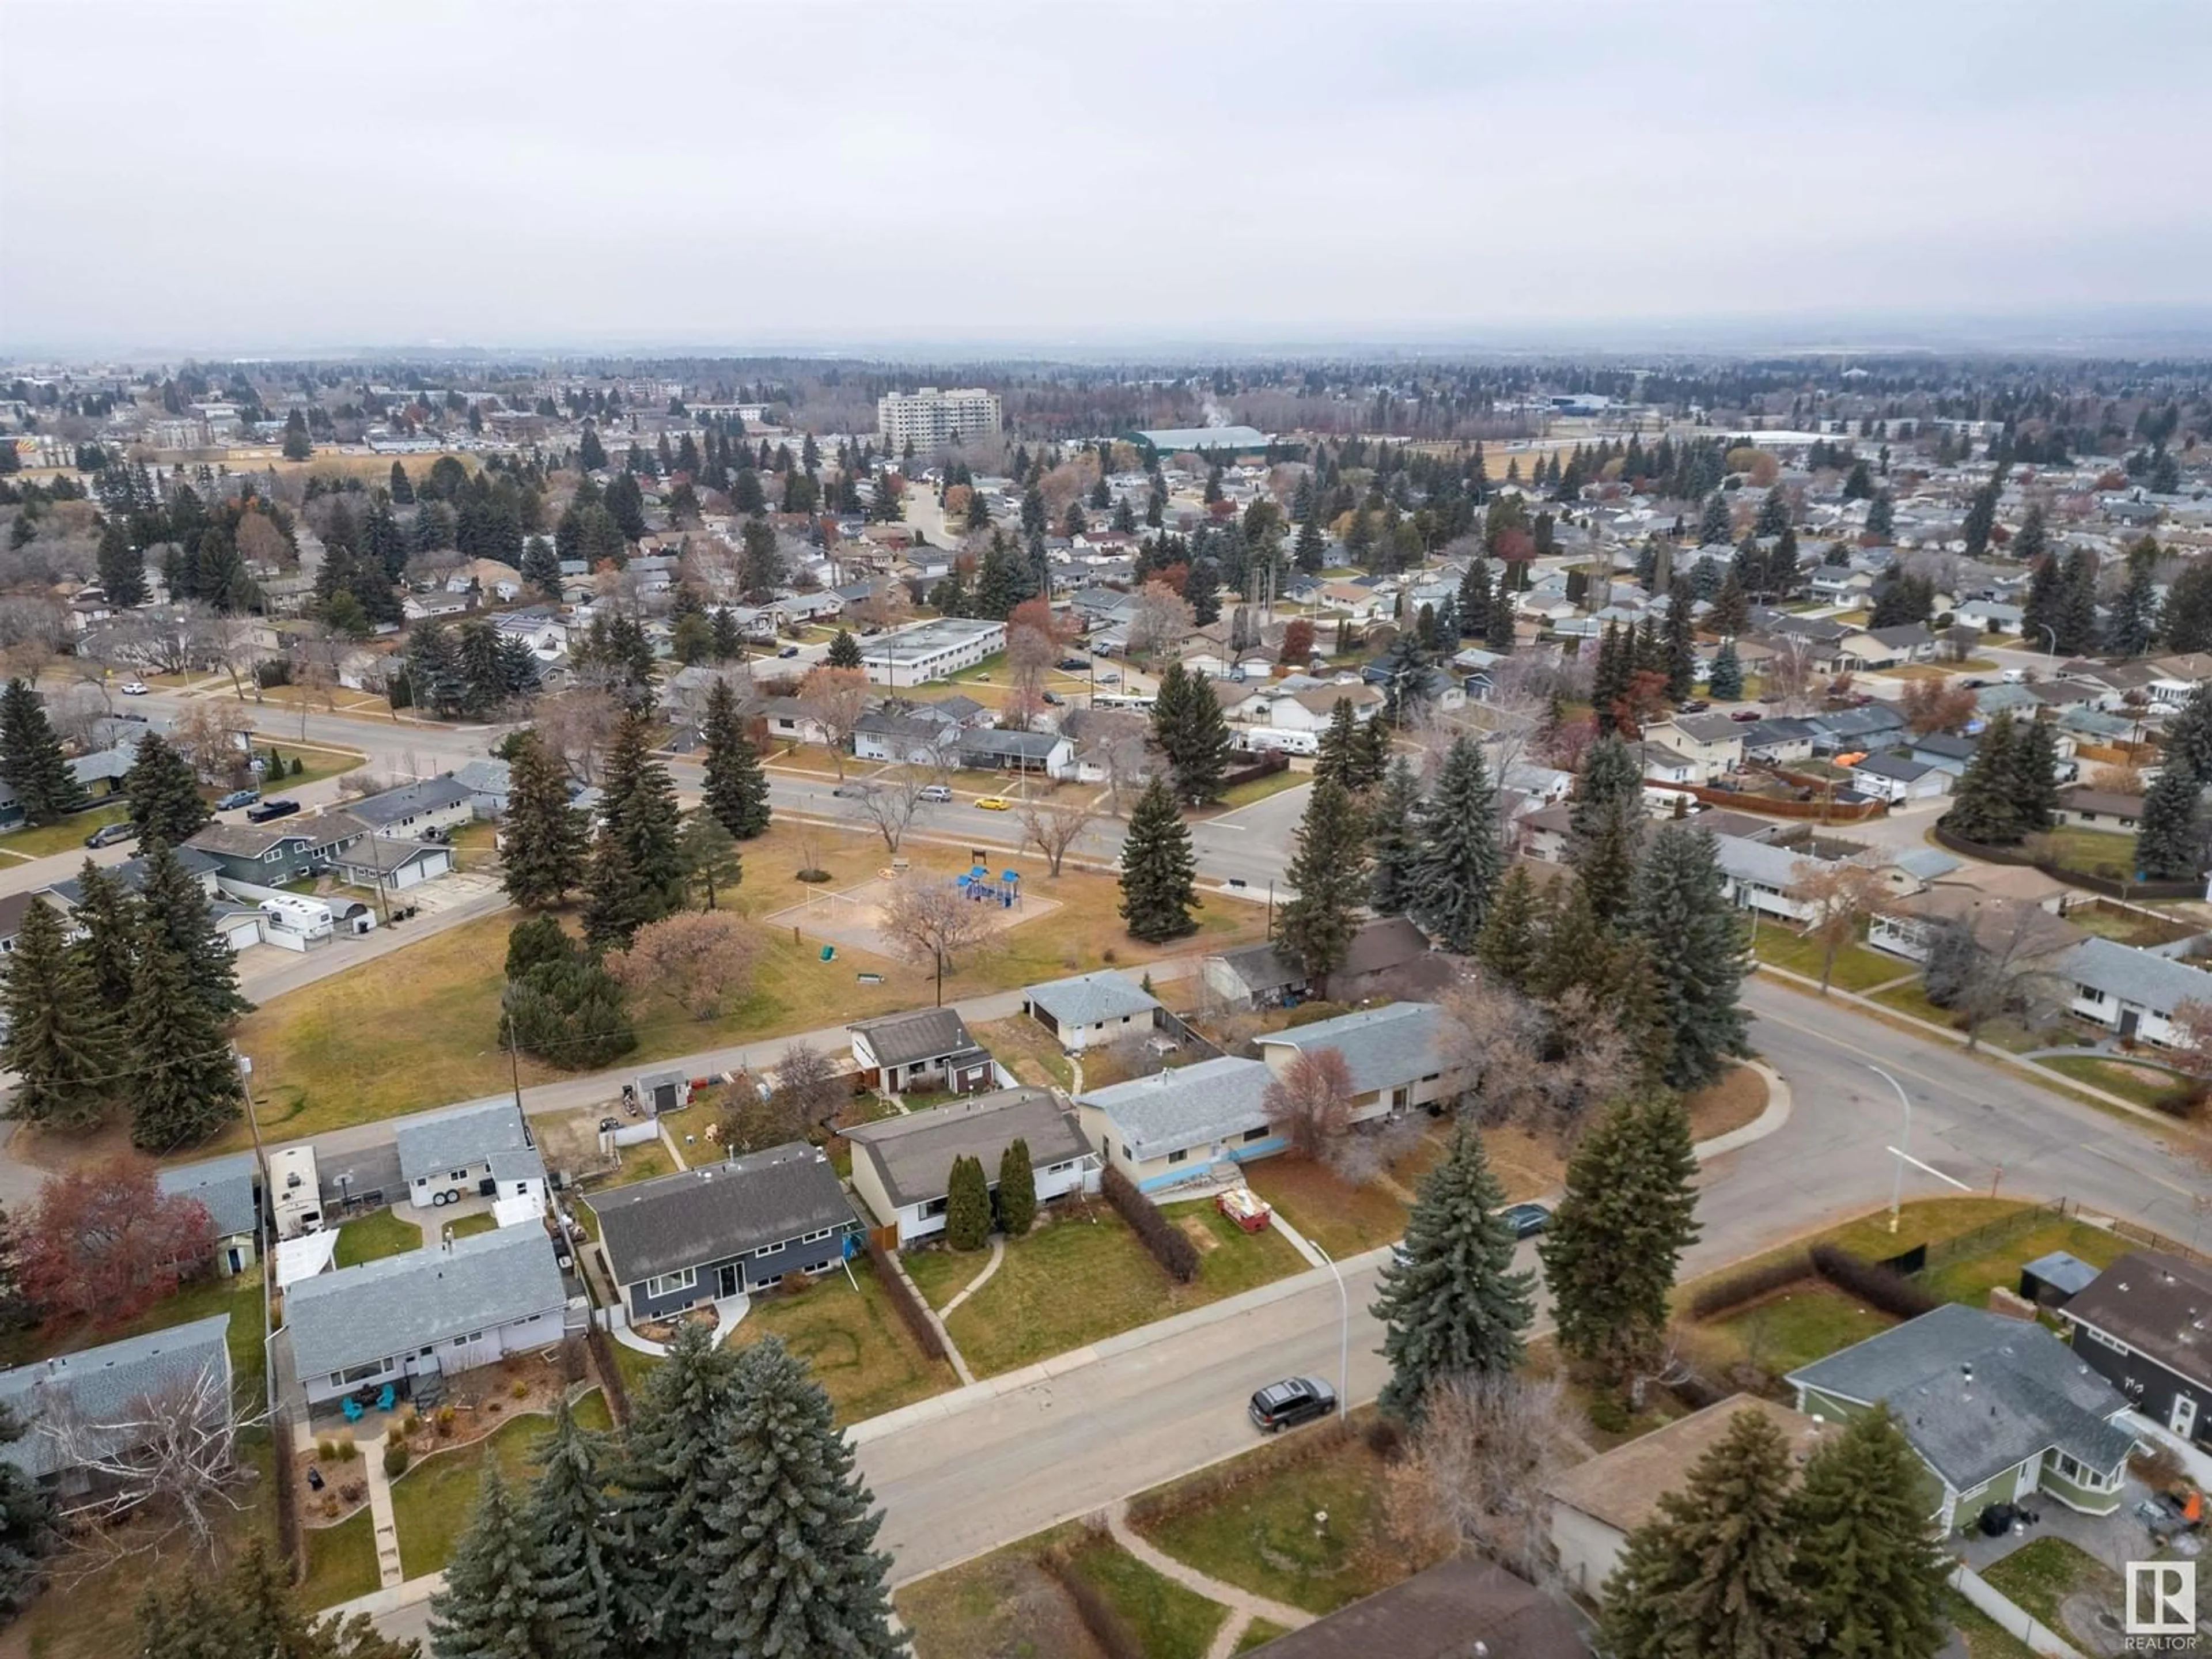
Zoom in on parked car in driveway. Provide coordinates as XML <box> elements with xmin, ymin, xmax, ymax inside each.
<box><xmin>1501</xmin><ymin>1202</ymin><xmax>1552</xmax><ymax>1238</ymax></box>
<box><xmin>245</xmin><ymin>798</ymin><xmax>301</xmax><ymax>824</ymax></box>
<box><xmin>84</xmin><ymin>820</ymin><xmax>138</xmax><ymax>849</ymax></box>
<box><xmin>1249</xmin><ymin>1376</ymin><xmax>1336</xmax><ymax>1433</ymax></box>
<box><xmin>119</xmin><ymin>680</ymin><xmax>150</xmax><ymax>696</ymax></box>
<box><xmin>215</xmin><ymin>788</ymin><xmax>260</xmax><ymax>811</ymax></box>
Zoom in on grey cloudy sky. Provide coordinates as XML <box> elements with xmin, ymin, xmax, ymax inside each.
<box><xmin>3</xmin><ymin>0</ymin><xmax>2208</xmax><ymax>354</ymax></box>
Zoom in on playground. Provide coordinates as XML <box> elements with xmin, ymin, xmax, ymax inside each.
<box><xmin>762</xmin><ymin>865</ymin><xmax>1059</xmax><ymax>963</ymax></box>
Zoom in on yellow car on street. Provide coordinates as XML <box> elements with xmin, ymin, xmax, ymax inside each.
<box><xmin>974</xmin><ymin>796</ymin><xmax>1012</xmax><ymax>810</ymax></box>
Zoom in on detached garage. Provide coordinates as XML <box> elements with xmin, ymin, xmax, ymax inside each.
<box><xmin>332</xmin><ymin>838</ymin><xmax>454</xmax><ymax>892</ymax></box>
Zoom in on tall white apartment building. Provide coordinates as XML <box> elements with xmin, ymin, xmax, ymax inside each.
<box><xmin>877</xmin><ymin>387</ymin><xmax>1002</xmax><ymax>452</ymax></box>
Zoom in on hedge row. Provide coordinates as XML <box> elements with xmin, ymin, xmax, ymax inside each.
<box><xmin>1809</xmin><ymin>1244</ymin><xmax>1938</xmax><ymax>1321</ymax></box>
<box><xmin>1039</xmin><ymin>1541</ymin><xmax>1146</xmax><ymax>1659</ymax></box>
<box><xmin>1101</xmin><ymin>1165</ymin><xmax>1199</xmax><ymax>1283</ymax></box>
<box><xmin>866</xmin><ymin>1234</ymin><xmax>948</xmax><ymax>1362</ymax></box>
<box><xmin>585</xmin><ymin>1324</ymin><xmax>633</xmax><ymax>1425</ymax></box>
<box><xmin>1127</xmin><ymin>1415</ymin><xmax>1358</xmax><ymax>1531</ymax></box>
<box><xmin>1685</xmin><ymin>1251</ymin><xmax>1815</xmax><ymax>1321</ymax></box>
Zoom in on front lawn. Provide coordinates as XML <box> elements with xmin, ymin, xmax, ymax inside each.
<box><xmin>1747</xmin><ymin>922</ymin><xmax>1908</xmax><ymax>992</ymax></box>
<box><xmin>1236</xmin><ymin>1619</ymin><xmax>1291</xmax><ymax>1652</ymax></box>
<box><xmin>445</xmin><ymin>1210</ymin><xmax>498</xmax><ymax>1241</ymax></box>
<box><xmin>1243</xmin><ymin>1156</ymin><xmax>1410</xmax><ymax>1257</ymax></box>
<box><xmin>1979</xmin><ymin>1536</ymin><xmax>2124</xmax><ymax>1635</ymax></box>
<box><xmin>2029</xmin><ymin>825</ymin><xmax>2138</xmax><ymax>879</ymax></box>
<box><xmin>389</xmin><ymin>1392</ymin><xmax>611</xmax><ymax>1580</ymax></box>
<box><xmin>1706</xmin><ymin>1285</ymin><xmax>1897</xmax><ymax>1374</ymax></box>
<box><xmin>1199</xmin><ymin>769</ymin><xmax>1310</xmax><ymax>813</ymax></box>
<box><xmin>941</xmin><ymin>1201</ymin><xmax>1304</xmax><ymax>1378</ymax></box>
<box><xmin>1059</xmin><ymin>1534</ymin><xmax>1228</xmax><ymax>1659</ymax></box>
<box><xmin>334</xmin><ymin>1207</ymin><xmax>421</xmax><ymax>1266</ymax></box>
<box><xmin>1918</xmin><ymin>1213</ymin><xmax>2130</xmax><ymax>1308</ymax></box>
<box><xmin>732</xmin><ymin>1264</ymin><xmax>957</xmax><ymax>1423</ymax></box>
<box><xmin>299</xmin><ymin>1507</ymin><xmax>380</xmax><ymax>1609</ymax></box>
<box><xmin>2036</xmin><ymin>1054</ymin><xmax>2186</xmax><ymax>1111</ymax></box>
<box><xmin>0</xmin><ymin>800</ymin><xmax>130</xmax><ymax>859</ymax></box>
<box><xmin>895</xmin><ymin>1525</ymin><xmax>1113</xmax><ymax>1659</ymax></box>
<box><xmin>971</xmin><ymin>1014</ymin><xmax>1075</xmax><ymax>1089</ymax></box>
<box><xmin>1132</xmin><ymin>1428</ymin><xmax>1416</xmax><ymax>1616</ymax></box>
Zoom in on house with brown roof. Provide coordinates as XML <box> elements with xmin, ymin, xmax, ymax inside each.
<box><xmin>1546</xmin><ymin>1395</ymin><xmax>1829</xmax><ymax>1597</ymax></box>
<box><xmin>2062</xmin><ymin>1250</ymin><xmax>2212</xmax><ymax>1455</ymax></box>
<box><xmin>1244</xmin><ymin>1556</ymin><xmax>1586</xmax><ymax>1658</ymax></box>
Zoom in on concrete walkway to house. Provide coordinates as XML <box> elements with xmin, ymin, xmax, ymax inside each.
<box><xmin>885</xmin><ymin>1249</ymin><xmax>974</xmax><ymax>1385</ymax></box>
<box><xmin>1104</xmin><ymin>1498</ymin><xmax>1314</xmax><ymax>1655</ymax></box>
<box><xmin>606</xmin><ymin>1293</ymin><xmax>751</xmax><ymax>1357</ymax></box>
<box><xmin>938</xmin><ymin>1238</ymin><xmax>1002</xmax><ymax>1318</ymax></box>
<box><xmin>362</xmin><ymin>1440</ymin><xmax>403</xmax><ymax>1591</ymax></box>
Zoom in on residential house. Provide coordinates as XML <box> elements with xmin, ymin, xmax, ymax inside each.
<box><xmin>2055</xmin><ymin>936</ymin><xmax>2212</xmax><ymax>1047</ymax></box>
<box><xmin>589</xmin><ymin>1142</ymin><xmax>861</xmax><ymax>1323</ymax></box>
<box><xmin>1240</xmin><ymin>1556</ymin><xmax>1588</xmax><ymax>1659</ymax></box>
<box><xmin>851</xmin><ymin>710</ymin><xmax>960</xmax><ymax>769</ymax></box>
<box><xmin>1805</xmin><ymin>704</ymin><xmax>1907</xmax><ymax>755</ymax></box>
<box><xmin>1075</xmin><ymin>1056</ymin><xmax>1281</xmax><ymax>1192</ymax></box>
<box><xmin>395</xmin><ymin>1100</ymin><xmax>547</xmax><ymax>1215</ymax></box>
<box><xmin>847</xmin><ymin>1006</ymin><xmax>995</xmax><ymax>1094</ymax></box>
<box><xmin>1787</xmin><ymin>1304</ymin><xmax>2138</xmax><ymax>1527</ymax></box>
<box><xmin>1739</xmin><ymin>717</ymin><xmax>1818</xmax><ymax>767</ymax></box>
<box><xmin>2062</xmin><ymin>1251</ymin><xmax>2212</xmax><ymax>1455</ymax></box>
<box><xmin>846</xmin><ymin>1087</ymin><xmax>1097</xmax><ymax>1246</ymax></box>
<box><xmin>183</xmin><ymin>817</ymin><xmax>363</xmax><ymax>887</ymax></box>
<box><xmin>0</xmin><ymin>1315</ymin><xmax>233</xmax><ymax>1501</ymax></box>
<box><xmin>1957</xmin><ymin>599</ymin><xmax>2022</xmax><ymax>634</ymax></box>
<box><xmin>1713</xmin><ymin>833</ymin><xmax>1819</xmax><ymax>924</ymax></box>
<box><xmin>2058</xmin><ymin>786</ymin><xmax>2143</xmax><ymax>831</ymax></box>
<box><xmin>1876</xmin><ymin>844</ymin><xmax>1965</xmax><ymax>897</ymax></box>
<box><xmin>1642</xmin><ymin>713</ymin><xmax>1745</xmax><ymax>783</ymax></box>
<box><xmin>1320</xmin><ymin>914</ymin><xmax>1443</xmax><ymax>1001</ymax></box>
<box><xmin>452</xmin><ymin>756</ymin><xmax>515</xmax><ymax>817</ymax></box>
<box><xmin>1631</xmin><ymin>741</ymin><xmax>1700</xmax><ymax>787</ymax></box>
<box><xmin>1908</xmin><ymin>732</ymin><xmax>1978</xmax><ymax>778</ymax></box>
<box><xmin>0</xmin><ymin>890</ymin><xmax>72</xmax><ymax>957</ymax></box>
<box><xmin>1547</xmin><ymin>1396</ymin><xmax>1826</xmax><ymax>1597</ymax></box>
<box><xmin>1852</xmin><ymin>623</ymin><xmax>1936</xmax><ymax>668</ymax></box>
<box><xmin>1021</xmin><ymin>970</ymin><xmax>1162</xmax><ymax>1054</ymax></box>
<box><xmin>157</xmin><ymin>1152</ymin><xmax>260</xmax><ymax>1277</ymax></box>
<box><xmin>1844</xmin><ymin>751</ymin><xmax>1948</xmax><ymax>803</ymax></box>
<box><xmin>285</xmin><ymin>1225</ymin><xmax>569</xmax><ymax>1408</ymax></box>
<box><xmin>344</xmin><ymin>776</ymin><xmax>474</xmax><ymax>841</ymax></box>
<box><xmin>1254</xmin><ymin>1002</ymin><xmax>1463</xmax><ymax>1119</ymax></box>
<box><xmin>329</xmin><ymin>835</ymin><xmax>455</xmax><ymax>893</ymax></box>
<box><xmin>957</xmin><ymin>727</ymin><xmax>1075</xmax><ymax>780</ymax></box>
<box><xmin>1200</xmin><ymin>938</ymin><xmax>1304</xmax><ymax>1012</ymax></box>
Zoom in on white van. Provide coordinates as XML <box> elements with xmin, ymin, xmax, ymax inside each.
<box><xmin>1244</xmin><ymin>728</ymin><xmax>1320</xmax><ymax>756</ymax></box>
<box><xmin>1642</xmin><ymin>786</ymin><xmax>1705</xmax><ymax>818</ymax></box>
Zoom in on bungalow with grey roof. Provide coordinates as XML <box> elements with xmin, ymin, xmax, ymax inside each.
<box><xmin>0</xmin><ymin>1315</ymin><xmax>233</xmax><ymax>1499</ymax></box>
<box><xmin>2056</xmin><ymin>937</ymin><xmax>2212</xmax><ymax>1048</ymax></box>
<box><xmin>1254</xmin><ymin>1002</ymin><xmax>1463</xmax><ymax>1119</ymax></box>
<box><xmin>1076</xmin><ymin>1056</ymin><xmax>1281</xmax><ymax>1192</ymax></box>
<box><xmin>396</xmin><ymin>1100</ymin><xmax>546</xmax><ymax>1215</ymax></box>
<box><xmin>848</xmin><ymin>1006</ymin><xmax>994</xmax><ymax>1094</ymax></box>
<box><xmin>344</xmin><ymin>776</ymin><xmax>473</xmax><ymax>841</ymax></box>
<box><xmin>846</xmin><ymin>1087</ymin><xmax>1096</xmax><ymax>1245</ymax></box>
<box><xmin>1021</xmin><ymin>970</ymin><xmax>1162</xmax><ymax>1054</ymax></box>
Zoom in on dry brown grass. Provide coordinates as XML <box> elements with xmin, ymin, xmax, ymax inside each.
<box><xmin>1685</xmin><ymin>1062</ymin><xmax>1770</xmax><ymax>1143</ymax></box>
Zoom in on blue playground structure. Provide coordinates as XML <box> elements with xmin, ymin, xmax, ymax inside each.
<box><xmin>956</xmin><ymin>865</ymin><xmax>1022</xmax><ymax>908</ymax></box>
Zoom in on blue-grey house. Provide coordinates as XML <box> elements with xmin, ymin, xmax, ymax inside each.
<box><xmin>589</xmin><ymin>1143</ymin><xmax>862</xmax><ymax>1323</ymax></box>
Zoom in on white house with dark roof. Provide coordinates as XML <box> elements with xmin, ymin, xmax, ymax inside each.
<box><xmin>846</xmin><ymin>1086</ymin><xmax>1096</xmax><ymax>1245</ymax></box>
<box><xmin>0</xmin><ymin>1314</ymin><xmax>233</xmax><ymax>1499</ymax></box>
<box><xmin>1021</xmin><ymin>970</ymin><xmax>1163</xmax><ymax>1054</ymax></box>
<box><xmin>344</xmin><ymin>776</ymin><xmax>474</xmax><ymax>841</ymax></box>
<box><xmin>283</xmin><ymin>1225</ymin><xmax>570</xmax><ymax>1408</ymax></box>
<box><xmin>157</xmin><ymin>1152</ymin><xmax>260</xmax><ymax>1277</ymax></box>
<box><xmin>395</xmin><ymin>1100</ymin><xmax>546</xmax><ymax>1215</ymax></box>
<box><xmin>1253</xmin><ymin>1002</ymin><xmax>1463</xmax><ymax>1119</ymax></box>
<box><xmin>847</xmin><ymin>1006</ymin><xmax>994</xmax><ymax>1094</ymax></box>
<box><xmin>1075</xmin><ymin>1056</ymin><xmax>1281</xmax><ymax>1192</ymax></box>
<box><xmin>2056</xmin><ymin>936</ymin><xmax>2212</xmax><ymax>1048</ymax></box>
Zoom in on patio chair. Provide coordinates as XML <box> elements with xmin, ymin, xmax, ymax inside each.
<box><xmin>376</xmin><ymin>1384</ymin><xmax>396</xmax><ymax>1413</ymax></box>
<box><xmin>340</xmin><ymin>1396</ymin><xmax>364</xmax><ymax>1423</ymax></box>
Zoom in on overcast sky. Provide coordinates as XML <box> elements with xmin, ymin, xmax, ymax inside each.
<box><xmin>4</xmin><ymin>0</ymin><xmax>2209</xmax><ymax>356</ymax></box>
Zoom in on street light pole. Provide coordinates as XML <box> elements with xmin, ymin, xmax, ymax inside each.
<box><xmin>1313</xmin><ymin>1242</ymin><xmax>1349</xmax><ymax>1419</ymax></box>
<box><xmin>2038</xmin><ymin>624</ymin><xmax>2057</xmax><ymax>676</ymax></box>
<box><xmin>1870</xmin><ymin>1063</ymin><xmax>1914</xmax><ymax>1234</ymax></box>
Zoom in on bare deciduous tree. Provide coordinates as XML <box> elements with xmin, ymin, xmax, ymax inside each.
<box><xmin>169</xmin><ymin>700</ymin><xmax>255</xmax><ymax>786</ymax></box>
<box><xmin>769</xmin><ymin>1042</ymin><xmax>848</xmax><ymax>1135</ymax></box>
<box><xmin>717</xmin><ymin>1074</ymin><xmax>804</xmax><ymax>1156</ymax></box>
<box><xmin>1923</xmin><ymin>902</ymin><xmax>2075</xmax><ymax>1051</ymax></box>
<box><xmin>878</xmin><ymin>876</ymin><xmax>1001</xmax><ymax>1005</ymax></box>
<box><xmin>847</xmin><ymin>774</ymin><xmax>935</xmax><ymax>855</ymax></box>
<box><xmin>1070</xmin><ymin>708</ymin><xmax>1152</xmax><ymax>815</ymax></box>
<box><xmin>797</xmin><ymin>664</ymin><xmax>872</xmax><ymax>780</ymax></box>
<box><xmin>1378</xmin><ymin>1371</ymin><xmax>1581</xmax><ymax>1585</ymax></box>
<box><xmin>1018</xmin><ymin>796</ymin><xmax>1100</xmax><ymax>878</ymax></box>
<box><xmin>1786</xmin><ymin>858</ymin><xmax>1893</xmax><ymax>994</ymax></box>
<box><xmin>1263</xmin><ymin>1047</ymin><xmax>1356</xmax><ymax>1161</ymax></box>
<box><xmin>603</xmin><ymin>911</ymin><xmax>760</xmax><ymax>1020</ymax></box>
<box><xmin>1126</xmin><ymin>581</ymin><xmax>1195</xmax><ymax>667</ymax></box>
<box><xmin>532</xmin><ymin>687</ymin><xmax>625</xmax><ymax>784</ymax></box>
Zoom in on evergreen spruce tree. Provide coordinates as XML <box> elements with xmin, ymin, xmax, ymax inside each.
<box><xmin>2163</xmin><ymin>683</ymin><xmax>2212</xmax><ymax>782</ymax></box>
<box><xmin>1405</xmin><ymin>737</ymin><xmax>1503</xmax><ymax>952</ymax></box>
<box><xmin>428</xmin><ymin>1462</ymin><xmax>582</xmax><ymax>1659</ymax></box>
<box><xmin>1312</xmin><ymin>698</ymin><xmax>1361</xmax><ymax>791</ymax></box>
<box><xmin>1945</xmin><ymin>715</ymin><xmax>2024</xmax><ymax>844</ymax></box>
<box><xmin>1627</xmin><ymin>825</ymin><xmax>1748</xmax><ymax>1089</ymax></box>
<box><xmin>1275</xmin><ymin>777</ymin><xmax>1369</xmax><ymax>993</ymax></box>
<box><xmin>97</xmin><ymin>519</ymin><xmax>147</xmax><ymax>607</ymax></box>
<box><xmin>582</xmin><ymin>830</ymin><xmax>649</xmax><ymax>951</ymax></box>
<box><xmin>1706</xmin><ymin>639</ymin><xmax>1744</xmax><ymax>700</ymax></box>
<box><xmin>1486</xmin><ymin>573</ymin><xmax>1518</xmax><ymax>652</ymax></box>
<box><xmin>2010</xmin><ymin>717</ymin><xmax>2062</xmax><ymax>835</ymax></box>
<box><xmin>945</xmin><ymin>1153</ymin><xmax>992</xmax><ymax>1249</ymax></box>
<box><xmin>1366</xmin><ymin>758</ymin><xmax>1423</xmax><ymax>917</ymax></box>
<box><xmin>126</xmin><ymin>911</ymin><xmax>245</xmax><ymax>1150</ymax></box>
<box><xmin>615</xmin><ymin>1323</ymin><xmax>738</xmax><ymax>1654</ymax></box>
<box><xmin>2109</xmin><ymin>550</ymin><xmax>2160</xmax><ymax>658</ymax></box>
<box><xmin>499</xmin><ymin>730</ymin><xmax>586</xmax><ymax>909</ymax></box>
<box><xmin>1540</xmin><ymin>1095</ymin><xmax>1700</xmax><ymax>1386</ymax></box>
<box><xmin>518</xmin><ymin>1403</ymin><xmax>620</xmax><ymax>1659</ymax></box>
<box><xmin>679</xmin><ymin>810</ymin><xmax>743</xmax><ymax>910</ymax></box>
<box><xmin>700</xmin><ymin>677</ymin><xmax>770</xmax><ymax>839</ymax></box>
<box><xmin>1474</xmin><ymin>863</ymin><xmax>1544</xmax><ymax>991</ymax></box>
<box><xmin>1711</xmin><ymin>568</ymin><xmax>1751</xmax><ymax>638</ymax></box>
<box><xmin>1865</xmin><ymin>487</ymin><xmax>1895</xmax><ymax>540</ymax></box>
<box><xmin>1118</xmin><ymin>777</ymin><xmax>1198</xmax><ymax>942</ymax></box>
<box><xmin>1662</xmin><ymin>590</ymin><xmax>1697</xmax><ymax>703</ymax></box>
<box><xmin>1698</xmin><ymin>490</ymin><xmax>1732</xmax><ymax>545</ymax></box>
<box><xmin>0</xmin><ymin>895</ymin><xmax>116</xmax><ymax>1129</ymax></box>
<box><xmin>599</xmin><ymin>712</ymin><xmax>685</xmax><ymax>920</ymax></box>
<box><xmin>1351</xmin><ymin>707</ymin><xmax>1392</xmax><ymax>789</ymax></box>
<box><xmin>69</xmin><ymin>858</ymin><xmax>139</xmax><ymax>1011</ymax></box>
<box><xmin>1598</xmin><ymin>1407</ymin><xmax>1812</xmax><ymax>1659</ymax></box>
<box><xmin>826</xmin><ymin>628</ymin><xmax>863</xmax><ymax>668</ymax></box>
<box><xmin>1567</xmin><ymin>738</ymin><xmax>1645</xmax><ymax>928</ymax></box>
<box><xmin>520</xmin><ymin>534</ymin><xmax>561</xmax><ymax>598</ymax></box>
<box><xmin>1791</xmin><ymin>1405</ymin><xmax>1951</xmax><ymax>1659</ymax></box>
<box><xmin>0</xmin><ymin>679</ymin><xmax>78</xmax><ymax>827</ymax></box>
<box><xmin>696</xmin><ymin>1338</ymin><xmax>903</xmax><ymax>1659</ymax></box>
<box><xmin>1372</xmin><ymin>1124</ymin><xmax>1535</xmax><ymax>1424</ymax></box>
<box><xmin>1152</xmin><ymin>662</ymin><xmax>1232</xmax><ymax>804</ymax></box>
<box><xmin>139</xmin><ymin>838</ymin><xmax>249</xmax><ymax>1020</ymax></box>
<box><xmin>2135</xmin><ymin>765</ymin><xmax>2205</xmax><ymax>881</ymax></box>
<box><xmin>997</xmin><ymin>1138</ymin><xmax>1036</xmax><ymax>1237</ymax></box>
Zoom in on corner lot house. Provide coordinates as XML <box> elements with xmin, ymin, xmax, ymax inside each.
<box><xmin>2055</xmin><ymin>936</ymin><xmax>2212</xmax><ymax>1048</ymax></box>
<box><xmin>285</xmin><ymin>1226</ymin><xmax>569</xmax><ymax>1408</ymax></box>
<box><xmin>1077</xmin><ymin>1056</ymin><xmax>1281</xmax><ymax>1192</ymax></box>
<box><xmin>157</xmin><ymin>1151</ymin><xmax>260</xmax><ymax>1276</ymax></box>
<box><xmin>1788</xmin><ymin>1304</ymin><xmax>2138</xmax><ymax>1528</ymax></box>
<box><xmin>1021</xmin><ymin>970</ymin><xmax>1162</xmax><ymax>1054</ymax></box>
<box><xmin>1547</xmin><ymin>1396</ymin><xmax>1824</xmax><ymax>1597</ymax></box>
<box><xmin>590</xmin><ymin>1143</ymin><xmax>861</xmax><ymax>1323</ymax></box>
<box><xmin>848</xmin><ymin>1007</ymin><xmax>995</xmax><ymax>1094</ymax></box>
<box><xmin>1254</xmin><ymin>1002</ymin><xmax>1462</xmax><ymax>1118</ymax></box>
<box><xmin>2061</xmin><ymin>1251</ymin><xmax>2212</xmax><ymax>1455</ymax></box>
<box><xmin>847</xmin><ymin>1086</ymin><xmax>1097</xmax><ymax>1245</ymax></box>
<box><xmin>0</xmin><ymin>1315</ymin><xmax>233</xmax><ymax>1502</ymax></box>
<box><xmin>396</xmin><ymin>1100</ymin><xmax>547</xmax><ymax>1214</ymax></box>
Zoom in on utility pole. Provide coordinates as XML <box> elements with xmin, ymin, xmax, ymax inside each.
<box><xmin>503</xmin><ymin>1006</ymin><xmax>525</xmax><ymax>1116</ymax></box>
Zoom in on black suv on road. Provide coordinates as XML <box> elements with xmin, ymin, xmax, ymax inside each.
<box><xmin>1248</xmin><ymin>1376</ymin><xmax>1336</xmax><ymax>1433</ymax></box>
